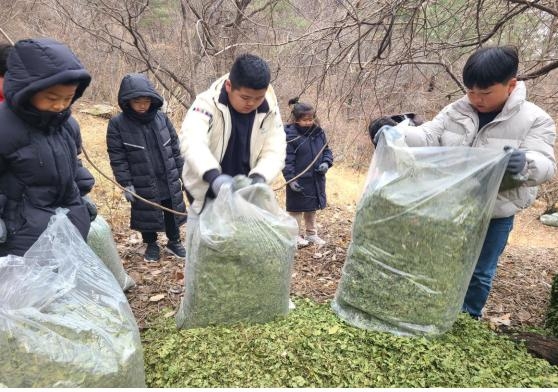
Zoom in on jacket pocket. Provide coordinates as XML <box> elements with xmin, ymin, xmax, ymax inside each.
<box><xmin>5</xmin><ymin>200</ymin><xmax>26</xmax><ymax>236</ymax></box>
<box><xmin>123</xmin><ymin>142</ymin><xmax>145</xmax><ymax>150</ymax></box>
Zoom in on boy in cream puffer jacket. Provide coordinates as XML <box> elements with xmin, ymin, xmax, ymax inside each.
<box><xmin>369</xmin><ymin>46</ymin><xmax>556</xmax><ymax>320</ymax></box>
<box><xmin>179</xmin><ymin>54</ymin><xmax>286</xmax><ymax>215</ymax></box>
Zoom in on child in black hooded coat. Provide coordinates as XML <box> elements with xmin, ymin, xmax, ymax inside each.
<box><xmin>107</xmin><ymin>73</ymin><xmax>186</xmax><ymax>262</ymax></box>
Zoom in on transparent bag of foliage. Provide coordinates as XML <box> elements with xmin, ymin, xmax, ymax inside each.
<box><xmin>0</xmin><ymin>210</ymin><xmax>146</xmax><ymax>387</ymax></box>
<box><xmin>332</xmin><ymin>127</ymin><xmax>510</xmax><ymax>336</ymax></box>
<box><xmin>87</xmin><ymin>215</ymin><xmax>135</xmax><ymax>291</ymax></box>
<box><xmin>176</xmin><ymin>176</ymin><xmax>298</xmax><ymax>329</ymax></box>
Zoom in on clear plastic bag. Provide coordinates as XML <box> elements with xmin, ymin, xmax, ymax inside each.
<box><xmin>87</xmin><ymin>215</ymin><xmax>135</xmax><ymax>291</ymax></box>
<box><xmin>332</xmin><ymin>128</ymin><xmax>510</xmax><ymax>336</ymax></box>
<box><xmin>0</xmin><ymin>209</ymin><xmax>145</xmax><ymax>387</ymax></box>
<box><xmin>176</xmin><ymin>176</ymin><xmax>298</xmax><ymax>329</ymax></box>
<box><xmin>540</xmin><ymin>212</ymin><xmax>558</xmax><ymax>227</ymax></box>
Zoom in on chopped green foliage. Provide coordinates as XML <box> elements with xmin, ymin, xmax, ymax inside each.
<box><xmin>176</xmin><ymin>180</ymin><xmax>297</xmax><ymax>329</ymax></box>
<box><xmin>545</xmin><ymin>273</ymin><xmax>558</xmax><ymax>336</ymax></box>
<box><xmin>1</xmin><ymin>301</ymin><xmax>145</xmax><ymax>387</ymax></box>
<box><xmin>333</xmin><ymin>143</ymin><xmax>507</xmax><ymax>336</ymax></box>
<box><xmin>143</xmin><ymin>298</ymin><xmax>558</xmax><ymax>388</ymax></box>
<box><xmin>87</xmin><ymin>215</ymin><xmax>135</xmax><ymax>291</ymax></box>
<box><xmin>0</xmin><ymin>211</ymin><xmax>145</xmax><ymax>388</ymax></box>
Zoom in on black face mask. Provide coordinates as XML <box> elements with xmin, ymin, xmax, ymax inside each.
<box><xmin>295</xmin><ymin>123</ymin><xmax>316</xmax><ymax>134</ymax></box>
<box><xmin>123</xmin><ymin>102</ymin><xmax>158</xmax><ymax>124</ymax></box>
<box><xmin>15</xmin><ymin>103</ymin><xmax>71</xmax><ymax>133</ymax></box>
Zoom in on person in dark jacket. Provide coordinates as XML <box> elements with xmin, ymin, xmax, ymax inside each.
<box><xmin>282</xmin><ymin>98</ymin><xmax>333</xmax><ymax>247</ymax></box>
<box><xmin>107</xmin><ymin>73</ymin><xmax>186</xmax><ymax>262</ymax></box>
<box><xmin>0</xmin><ymin>38</ymin><xmax>96</xmax><ymax>257</ymax></box>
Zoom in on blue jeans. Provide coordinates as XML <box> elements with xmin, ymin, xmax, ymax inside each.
<box><xmin>462</xmin><ymin>216</ymin><xmax>514</xmax><ymax>318</ymax></box>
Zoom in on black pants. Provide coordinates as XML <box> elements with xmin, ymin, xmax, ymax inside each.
<box><xmin>141</xmin><ymin>199</ymin><xmax>180</xmax><ymax>244</ymax></box>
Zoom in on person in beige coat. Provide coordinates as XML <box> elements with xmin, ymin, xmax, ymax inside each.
<box><xmin>179</xmin><ymin>54</ymin><xmax>286</xmax><ymax>215</ymax></box>
<box><xmin>369</xmin><ymin>46</ymin><xmax>556</xmax><ymax>320</ymax></box>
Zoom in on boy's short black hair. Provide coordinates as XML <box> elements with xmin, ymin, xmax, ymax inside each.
<box><xmin>463</xmin><ymin>46</ymin><xmax>519</xmax><ymax>89</ymax></box>
<box><xmin>0</xmin><ymin>43</ymin><xmax>13</xmax><ymax>77</ymax></box>
<box><xmin>229</xmin><ymin>54</ymin><xmax>270</xmax><ymax>90</ymax></box>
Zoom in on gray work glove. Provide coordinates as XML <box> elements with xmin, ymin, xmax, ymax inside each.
<box><xmin>82</xmin><ymin>195</ymin><xmax>97</xmax><ymax>222</ymax></box>
<box><xmin>289</xmin><ymin>181</ymin><xmax>304</xmax><ymax>192</ymax></box>
<box><xmin>211</xmin><ymin>174</ymin><xmax>234</xmax><ymax>196</ymax></box>
<box><xmin>124</xmin><ymin>185</ymin><xmax>136</xmax><ymax>203</ymax></box>
<box><xmin>316</xmin><ymin>163</ymin><xmax>329</xmax><ymax>174</ymax></box>
<box><xmin>504</xmin><ymin>146</ymin><xmax>527</xmax><ymax>174</ymax></box>
<box><xmin>0</xmin><ymin>218</ymin><xmax>6</xmax><ymax>243</ymax></box>
<box><xmin>249</xmin><ymin>173</ymin><xmax>266</xmax><ymax>184</ymax></box>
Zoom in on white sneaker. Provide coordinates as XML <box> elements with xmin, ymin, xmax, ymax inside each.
<box><xmin>296</xmin><ymin>236</ymin><xmax>309</xmax><ymax>248</ymax></box>
<box><xmin>306</xmin><ymin>234</ymin><xmax>326</xmax><ymax>246</ymax></box>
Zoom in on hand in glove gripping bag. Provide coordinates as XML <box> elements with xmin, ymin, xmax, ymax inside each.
<box><xmin>368</xmin><ymin>116</ymin><xmax>398</xmax><ymax>145</ymax></box>
<box><xmin>82</xmin><ymin>195</ymin><xmax>98</xmax><ymax>222</ymax></box>
<box><xmin>289</xmin><ymin>181</ymin><xmax>304</xmax><ymax>192</ymax></box>
<box><xmin>316</xmin><ymin>163</ymin><xmax>329</xmax><ymax>174</ymax></box>
<box><xmin>249</xmin><ymin>173</ymin><xmax>266</xmax><ymax>184</ymax></box>
<box><xmin>504</xmin><ymin>146</ymin><xmax>527</xmax><ymax>174</ymax></box>
<box><xmin>211</xmin><ymin>174</ymin><xmax>234</xmax><ymax>196</ymax></box>
<box><xmin>0</xmin><ymin>218</ymin><xmax>6</xmax><ymax>243</ymax></box>
<box><xmin>124</xmin><ymin>185</ymin><xmax>136</xmax><ymax>203</ymax></box>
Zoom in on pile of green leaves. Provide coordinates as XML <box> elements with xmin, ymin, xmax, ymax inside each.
<box><xmin>334</xmin><ymin>168</ymin><xmax>491</xmax><ymax>336</ymax></box>
<box><xmin>143</xmin><ymin>298</ymin><xmax>558</xmax><ymax>388</ymax></box>
<box><xmin>545</xmin><ymin>273</ymin><xmax>558</xmax><ymax>337</ymax></box>
<box><xmin>176</xmin><ymin>218</ymin><xmax>296</xmax><ymax>329</ymax></box>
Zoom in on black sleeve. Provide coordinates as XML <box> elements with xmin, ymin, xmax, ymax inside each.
<box><xmin>106</xmin><ymin>118</ymin><xmax>133</xmax><ymax>186</ymax></box>
<box><xmin>69</xmin><ymin>117</ymin><xmax>95</xmax><ymax>195</ymax></box>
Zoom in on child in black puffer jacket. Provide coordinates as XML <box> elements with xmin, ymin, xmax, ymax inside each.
<box><xmin>107</xmin><ymin>73</ymin><xmax>187</xmax><ymax>262</ymax></box>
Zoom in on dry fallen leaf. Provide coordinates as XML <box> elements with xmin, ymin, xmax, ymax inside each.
<box><xmin>489</xmin><ymin>313</ymin><xmax>511</xmax><ymax>326</ymax></box>
<box><xmin>149</xmin><ymin>294</ymin><xmax>166</xmax><ymax>302</ymax></box>
<box><xmin>517</xmin><ymin>310</ymin><xmax>531</xmax><ymax>322</ymax></box>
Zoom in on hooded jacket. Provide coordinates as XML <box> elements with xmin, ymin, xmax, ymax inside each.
<box><xmin>179</xmin><ymin>74</ymin><xmax>286</xmax><ymax>214</ymax></box>
<box><xmin>0</xmin><ymin>38</ymin><xmax>94</xmax><ymax>256</ymax></box>
<box><xmin>397</xmin><ymin>81</ymin><xmax>556</xmax><ymax>218</ymax></box>
<box><xmin>106</xmin><ymin>73</ymin><xmax>186</xmax><ymax>232</ymax></box>
<box><xmin>283</xmin><ymin>123</ymin><xmax>333</xmax><ymax>212</ymax></box>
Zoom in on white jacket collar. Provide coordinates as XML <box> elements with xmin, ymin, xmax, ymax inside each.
<box><xmin>454</xmin><ymin>81</ymin><xmax>526</xmax><ymax>119</ymax></box>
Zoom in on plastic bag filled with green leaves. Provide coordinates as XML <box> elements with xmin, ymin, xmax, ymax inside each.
<box><xmin>0</xmin><ymin>210</ymin><xmax>145</xmax><ymax>387</ymax></box>
<box><xmin>87</xmin><ymin>215</ymin><xmax>135</xmax><ymax>291</ymax></box>
<box><xmin>332</xmin><ymin>127</ymin><xmax>510</xmax><ymax>336</ymax></box>
<box><xmin>176</xmin><ymin>175</ymin><xmax>298</xmax><ymax>329</ymax></box>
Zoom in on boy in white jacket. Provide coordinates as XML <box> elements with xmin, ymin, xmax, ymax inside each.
<box><xmin>369</xmin><ymin>46</ymin><xmax>556</xmax><ymax>320</ymax></box>
<box><xmin>179</xmin><ymin>54</ymin><xmax>286</xmax><ymax>215</ymax></box>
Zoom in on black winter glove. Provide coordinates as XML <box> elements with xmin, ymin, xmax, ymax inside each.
<box><xmin>316</xmin><ymin>163</ymin><xmax>329</xmax><ymax>174</ymax></box>
<box><xmin>82</xmin><ymin>195</ymin><xmax>97</xmax><ymax>222</ymax></box>
<box><xmin>289</xmin><ymin>181</ymin><xmax>304</xmax><ymax>192</ymax></box>
<box><xmin>249</xmin><ymin>173</ymin><xmax>266</xmax><ymax>184</ymax></box>
<box><xmin>124</xmin><ymin>185</ymin><xmax>136</xmax><ymax>203</ymax></box>
<box><xmin>368</xmin><ymin>116</ymin><xmax>398</xmax><ymax>145</ymax></box>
